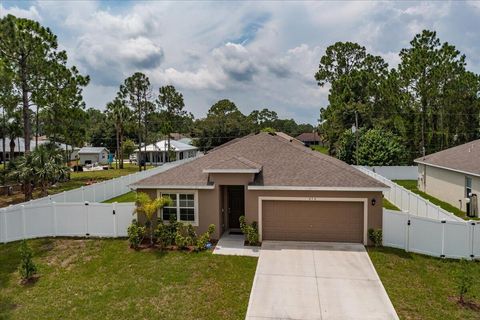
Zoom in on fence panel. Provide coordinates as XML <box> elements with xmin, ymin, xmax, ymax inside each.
<box><xmin>401</xmin><ymin>189</ymin><xmax>410</xmax><ymax>211</ymax></box>
<box><xmin>356</xmin><ymin>166</ymin><xmax>418</xmax><ymax>180</ymax></box>
<box><xmin>55</xmin><ymin>203</ymin><xmax>87</xmax><ymax>236</ymax></box>
<box><xmin>104</xmin><ymin>180</ymin><xmax>115</xmax><ymax>200</ymax></box>
<box><xmin>24</xmin><ymin>204</ymin><xmax>54</xmax><ymax>239</ymax></box>
<box><xmin>65</xmin><ymin>189</ymin><xmax>83</xmax><ymax>203</ymax></box>
<box><xmin>5</xmin><ymin>207</ymin><xmax>24</xmax><ymax>242</ymax></box>
<box><xmin>87</xmin><ymin>203</ymin><xmax>115</xmax><ymax>237</ymax></box>
<box><xmin>408</xmin><ymin>216</ymin><xmax>443</xmax><ymax>257</ymax></box>
<box><xmin>115</xmin><ymin>203</ymin><xmax>136</xmax><ymax>237</ymax></box>
<box><xmin>382</xmin><ymin>210</ymin><xmax>407</xmax><ymax>249</ymax></box>
<box><xmin>472</xmin><ymin>222</ymin><xmax>480</xmax><ymax>259</ymax></box>
<box><xmin>443</xmin><ymin>221</ymin><xmax>471</xmax><ymax>259</ymax></box>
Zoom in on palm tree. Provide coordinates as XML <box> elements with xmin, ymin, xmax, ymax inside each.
<box><xmin>106</xmin><ymin>98</ymin><xmax>131</xmax><ymax>169</ymax></box>
<box><xmin>10</xmin><ymin>144</ymin><xmax>69</xmax><ymax>200</ymax></box>
<box><xmin>135</xmin><ymin>192</ymin><xmax>172</xmax><ymax>245</ymax></box>
<box><xmin>32</xmin><ymin>144</ymin><xmax>69</xmax><ymax>196</ymax></box>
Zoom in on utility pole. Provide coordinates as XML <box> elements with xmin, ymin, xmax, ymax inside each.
<box><xmin>355</xmin><ymin>111</ymin><xmax>359</xmax><ymax>165</ymax></box>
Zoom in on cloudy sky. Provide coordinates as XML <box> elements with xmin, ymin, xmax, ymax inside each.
<box><xmin>2</xmin><ymin>1</ymin><xmax>480</xmax><ymax>124</ymax></box>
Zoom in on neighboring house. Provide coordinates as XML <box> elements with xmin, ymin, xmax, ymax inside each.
<box><xmin>296</xmin><ymin>132</ymin><xmax>323</xmax><ymax>146</ymax></box>
<box><xmin>136</xmin><ymin>139</ymin><xmax>198</xmax><ymax>165</ymax></box>
<box><xmin>78</xmin><ymin>147</ymin><xmax>110</xmax><ymax>165</ymax></box>
<box><xmin>415</xmin><ymin>139</ymin><xmax>480</xmax><ymax>216</ymax></box>
<box><xmin>0</xmin><ymin>137</ymin><xmax>75</xmax><ymax>162</ymax></box>
<box><xmin>131</xmin><ymin>132</ymin><xmax>387</xmax><ymax>244</ymax></box>
<box><xmin>177</xmin><ymin>137</ymin><xmax>193</xmax><ymax>145</ymax></box>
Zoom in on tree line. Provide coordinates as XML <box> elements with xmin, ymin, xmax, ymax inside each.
<box><xmin>316</xmin><ymin>30</ymin><xmax>480</xmax><ymax>165</ymax></box>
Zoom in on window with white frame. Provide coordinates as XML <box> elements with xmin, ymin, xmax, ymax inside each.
<box><xmin>161</xmin><ymin>192</ymin><xmax>196</xmax><ymax>223</ymax></box>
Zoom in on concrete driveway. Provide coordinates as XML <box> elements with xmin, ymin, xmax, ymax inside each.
<box><xmin>246</xmin><ymin>241</ymin><xmax>398</xmax><ymax>320</ymax></box>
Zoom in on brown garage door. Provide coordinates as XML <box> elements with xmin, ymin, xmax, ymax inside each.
<box><xmin>262</xmin><ymin>200</ymin><xmax>364</xmax><ymax>243</ymax></box>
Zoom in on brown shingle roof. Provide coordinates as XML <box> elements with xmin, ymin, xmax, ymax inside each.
<box><xmin>132</xmin><ymin>132</ymin><xmax>387</xmax><ymax>189</ymax></box>
<box><xmin>414</xmin><ymin>139</ymin><xmax>480</xmax><ymax>176</ymax></box>
<box><xmin>296</xmin><ymin>132</ymin><xmax>321</xmax><ymax>142</ymax></box>
<box><xmin>205</xmin><ymin>156</ymin><xmax>262</xmax><ymax>171</ymax></box>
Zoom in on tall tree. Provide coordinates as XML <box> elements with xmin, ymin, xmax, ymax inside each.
<box><xmin>119</xmin><ymin>72</ymin><xmax>152</xmax><ymax>171</ymax></box>
<box><xmin>106</xmin><ymin>98</ymin><xmax>131</xmax><ymax>169</ymax></box>
<box><xmin>193</xmin><ymin>99</ymin><xmax>250</xmax><ymax>150</ymax></box>
<box><xmin>0</xmin><ymin>60</ymin><xmax>19</xmax><ymax>165</ymax></box>
<box><xmin>156</xmin><ymin>85</ymin><xmax>186</xmax><ymax>162</ymax></box>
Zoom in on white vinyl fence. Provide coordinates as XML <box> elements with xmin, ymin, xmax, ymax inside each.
<box><xmin>8</xmin><ymin>157</ymin><xmax>196</xmax><ymax>210</ymax></box>
<box><xmin>357</xmin><ymin>166</ymin><xmax>463</xmax><ymax>222</ymax></box>
<box><xmin>383</xmin><ymin>209</ymin><xmax>479</xmax><ymax>259</ymax></box>
<box><xmin>1</xmin><ymin>202</ymin><xmax>136</xmax><ymax>243</ymax></box>
<box><xmin>353</xmin><ymin>165</ymin><xmax>418</xmax><ymax>180</ymax></box>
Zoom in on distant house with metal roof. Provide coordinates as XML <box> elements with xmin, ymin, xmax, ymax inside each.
<box><xmin>136</xmin><ymin>139</ymin><xmax>198</xmax><ymax>164</ymax></box>
<box><xmin>77</xmin><ymin>147</ymin><xmax>110</xmax><ymax>165</ymax></box>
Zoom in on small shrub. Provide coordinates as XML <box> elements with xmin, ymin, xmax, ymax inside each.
<box><xmin>175</xmin><ymin>223</ymin><xmax>196</xmax><ymax>249</ymax></box>
<box><xmin>18</xmin><ymin>240</ymin><xmax>37</xmax><ymax>281</ymax></box>
<box><xmin>368</xmin><ymin>228</ymin><xmax>382</xmax><ymax>247</ymax></box>
<box><xmin>127</xmin><ymin>219</ymin><xmax>146</xmax><ymax>249</ymax></box>
<box><xmin>195</xmin><ymin>224</ymin><xmax>216</xmax><ymax>252</ymax></box>
<box><xmin>457</xmin><ymin>259</ymin><xmax>474</xmax><ymax>304</ymax></box>
<box><xmin>239</xmin><ymin>216</ymin><xmax>260</xmax><ymax>246</ymax></box>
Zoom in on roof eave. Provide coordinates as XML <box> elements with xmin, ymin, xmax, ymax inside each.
<box><xmin>247</xmin><ymin>186</ymin><xmax>389</xmax><ymax>192</ymax></box>
<box><xmin>414</xmin><ymin>160</ymin><xmax>480</xmax><ymax>178</ymax></box>
<box><xmin>130</xmin><ymin>184</ymin><xmax>215</xmax><ymax>190</ymax></box>
<box><xmin>202</xmin><ymin>169</ymin><xmax>261</xmax><ymax>174</ymax></box>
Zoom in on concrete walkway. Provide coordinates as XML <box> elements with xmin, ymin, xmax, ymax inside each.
<box><xmin>213</xmin><ymin>233</ymin><xmax>260</xmax><ymax>257</ymax></box>
<box><xmin>246</xmin><ymin>241</ymin><xmax>398</xmax><ymax>320</ymax></box>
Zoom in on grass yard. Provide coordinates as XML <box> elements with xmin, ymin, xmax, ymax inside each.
<box><xmin>383</xmin><ymin>198</ymin><xmax>400</xmax><ymax>211</ymax></box>
<box><xmin>0</xmin><ymin>239</ymin><xmax>257</xmax><ymax>320</ymax></box>
<box><xmin>310</xmin><ymin>145</ymin><xmax>329</xmax><ymax>155</ymax></box>
<box><xmin>0</xmin><ymin>163</ymin><xmax>152</xmax><ymax>208</ymax></box>
<box><xmin>103</xmin><ymin>191</ymin><xmax>137</xmax><ymax>203</ymax></box>
<box><xmin>369</xmin><ymin>247</ymin><xmax>480</xmax><ymax>320</ymax></box>
<box><xmin>394</xmin><ymin>180</ymin><xmax>469</xmax><ymax>220</ymax></box>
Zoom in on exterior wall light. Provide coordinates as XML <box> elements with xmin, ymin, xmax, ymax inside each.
<box><xmin>371</xmin><ymin>198</ymin><xmax>376</xmax><ymax>206</ymax></box>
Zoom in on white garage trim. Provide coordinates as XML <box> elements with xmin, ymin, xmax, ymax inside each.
<box><xmin>258</xmin><ymin>196</ymin><xmax>369</xmax><ymax>245</ymax></box>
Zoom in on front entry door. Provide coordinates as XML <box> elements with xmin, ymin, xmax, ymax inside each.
<box><xmin>228</xmin><ymin>186</ymin><xmax>245</xmax><ymax>229</ymax></box>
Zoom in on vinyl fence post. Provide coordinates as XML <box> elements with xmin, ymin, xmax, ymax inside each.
<box><xmin>21</xmin><ymin>205</ymin><xmax>26</xmax><ymax>239</ymax></box>
<box><xmin>405</xmin><ymin>211</ymin><xmax>410</xmax><ymax>252</ymax></box>
<box><xmin>85</xmin><ymin>201</ymin><xmax>89</xmax><ymax>237</ymax></box>
<box><xmin>52</xmin><ymin>202</ymin><xmax>57</xmax><ymax>237</ymax></box>
<box><xmin>103</xmin><ymin>181</ymin><xmax>107</xmax><ymax>201</ymax></box>
<box><xmin>469</xmin><ymin>221</ymin><xmax>476</xmax><ymax>260</ymax></box>
<box><xmin>92</xmin><ymin>186</ymin><xmax>96</xmax><ymax>203</ymax></box>
<box><xmin>440</xmin><ymin>220</ymin><xmax>446</xmax><ymax>258</ymax></box>
<box><xmin>2</xmin><ymin>208</ymin><xmax>7</xmax><ymax>243</ymax></box>
<box><xmin>63</xmin><ymin>191</ymin><xmax>67</xmax><ymax>203</ymax></box>
<box><xmin>113</xmin><ymin>202</ymin><xmax>117</xmax><ymax>237</ymax></box>
<box><xmin>113</xmin><ymin>178</ymin><xmax>116</xmax><ymax>197</ymax></box>
<box><xmin>81</xmin><ymin>186</ymin><xmax>85</xmax><ymax>202</ymax></box>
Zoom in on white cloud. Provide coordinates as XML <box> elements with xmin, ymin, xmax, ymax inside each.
<box><xmin>0</xmin><ymin>3</ymin><xmax>41</xmax><ymax>20</ymax></box>
<box><xmin>1</xmin><ymin>1</ymin><xmax>479</xmax><ymax>124</ymax></box>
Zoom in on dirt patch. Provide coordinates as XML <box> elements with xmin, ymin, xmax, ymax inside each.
<box><xmin>44</xmin><ymin>239</ymin><xmax>100</xmax><ymax>269</ymax></box>
<box><xmin>448</xmin><ymin>296</ymin><xmax>480</xmax><ymax>311</ymax></box>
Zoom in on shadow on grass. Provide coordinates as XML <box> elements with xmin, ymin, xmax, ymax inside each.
<box><xmin>368</xmin><ymin>246</ymin><xmax>414</xmax><ymax>260</ymax></box>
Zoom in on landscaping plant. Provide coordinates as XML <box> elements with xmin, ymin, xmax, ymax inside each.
<box><xmin>456</xmin><ymin>259</ymin><xmax>474</xmax><ymax>305</ymax></box>
<box><xmin>18</xmin><ymin>240</ymin><xmax>37</xmax><ymax>282</ymax></box>
<box><xmin>368</xmin><ymin>228</ymin><xmax>383</xmax><ymax>247</ymax></box>
<box><xmin>195</xmin><ymin>224</ymin><xmax>216</xmax><ymax>252</ymax></box>
<box><xmin>175</xmin><ymin>222</ymin><xmax>196</xmax><ymax>249</ymax></box>
<box><xmin>127</xmin><ymin>219</ymin><xmax>146</xmax><ymax>249</ymax></box>
<box><xmin>135</xmin><ymin>192</ymin><xmax>172</xmax><ymax>245</ymax></box>
<box><xmin>239</xmin><ymin>216</ymin><xmax>260</xmax><ymax>246</ymax></box>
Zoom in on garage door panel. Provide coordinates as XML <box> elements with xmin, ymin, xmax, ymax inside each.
<box><xmin>262</xmin><ymin>201</ymin><xmax>364</xmax><ymax>243</ymax></box>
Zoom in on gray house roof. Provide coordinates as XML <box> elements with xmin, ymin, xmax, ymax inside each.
<box><xmin>78</xmin><ymin>147</ymin><xmax>109</xmax><ymax>154</ymax></box>
<box><xmin>415</xmin><ymin>139</ymin><xmax>480</xmax><ymax>177</ymax></box>
<box><xmin>132</xmin><ymin>132</ymin><xmax>388</xmax><ymax>190</ymax></box>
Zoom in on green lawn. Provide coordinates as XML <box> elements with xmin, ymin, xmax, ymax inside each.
<box><xmin>310</xmin><ymin>145</ymin><xmax>329</xmax><ymax>155</ymax></box>
<box><xmin>383</xmin><ymin>198</ymin><xmax>400</xmax><ymax>211</ymax></box>
<box><xmin>0</xmin><ymin>239</ymin><xmax>257</xmax><ymax>320</ymax></box>
<box><xmin>369</xmin><ymin>247</ymin><xmax>480</xmax><ymax>320</ymax></box>
<box><xmin>103</xmin><ymin>191</ymin><xmax>137</xmax><ymax>203</ymax></box>
<box><xmin>393</xmin><ymin>180</ymin><xmax>469</xmax><ymax>220</ymax></box>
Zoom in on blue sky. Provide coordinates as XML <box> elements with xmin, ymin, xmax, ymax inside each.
<box><xmin>2</xmin><ymin>1</ymin><xmax>480</xmax><ymax>124</ymax></box>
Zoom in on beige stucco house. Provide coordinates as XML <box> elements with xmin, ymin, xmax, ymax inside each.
<box><xmin>130</xmin><ymin>132</ymin><xmax>388</xmax><ymax>244</ymax></box>
<box><xmin>415</xmin><ymin>139</ymin><xmax>480</xmax><ymax>216</ymax></box>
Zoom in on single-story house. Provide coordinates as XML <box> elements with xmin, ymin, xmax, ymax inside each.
<box><xmin>77</xmin><ymin>147</ymin><xmax>110</xmax><ymax>165</ymax></box>
<box><xmin>136</xmin><ymin>139</ymin><xmax>198</xmax><ymax>165</ymax></box>
<box><xmin>415</xmin><ymin>139</ymin><xmax>480</xmax><ymax>217</ymax></box>
<box><xmin>296</xmin><ymin>132</ymin><xmax>323</xmax><ymax>146</ymax></box>
<box><xmin>0</xmin><ymin>137</ymin><xmax>76</xmax><ymax>162</ymax></box>
<box><xmin>131</xmin><ymin>132</ymin><xmax>388</xmax><ymax>244</ymax></box>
